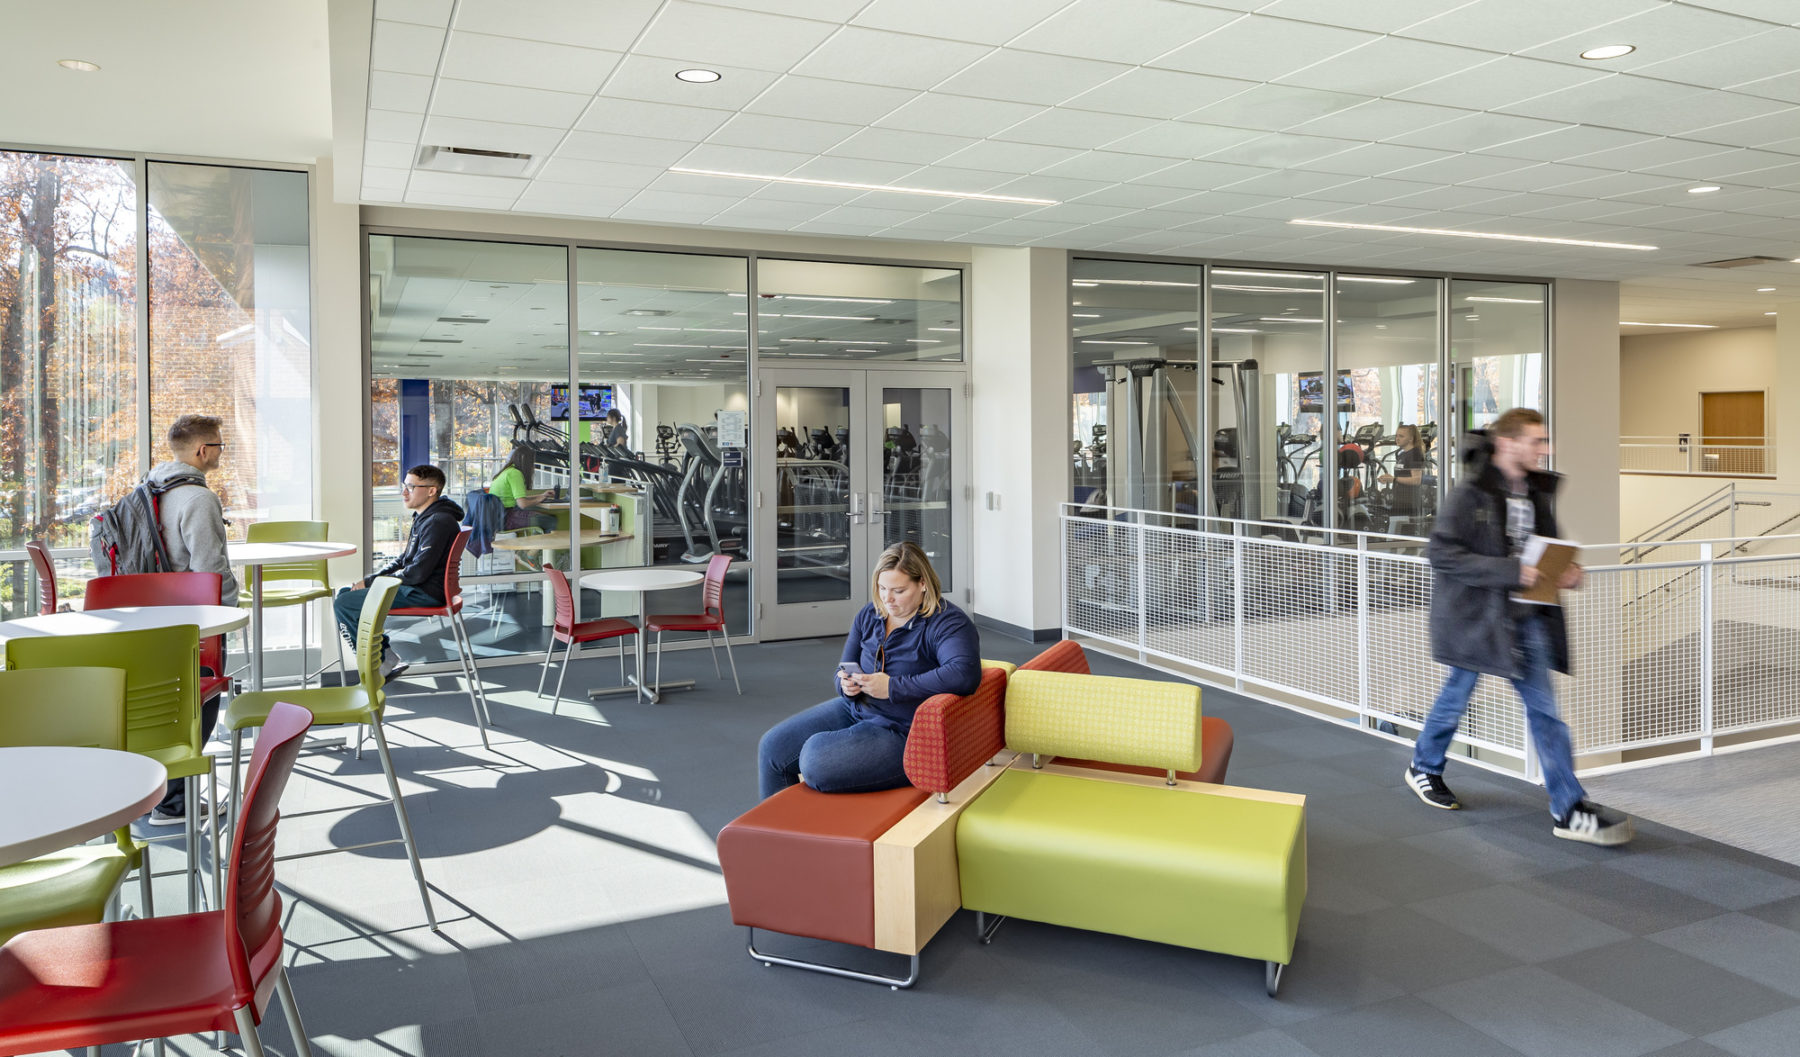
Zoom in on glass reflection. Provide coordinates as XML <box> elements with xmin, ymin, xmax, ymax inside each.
<box><xmin>1450</xmin><ymin>279</ymin><xmax>1547</xmax><ymax>487</ymax></box>
<box><xmin>775</xmin><ymin>386</ymin><xmax>852</xmax><ymax>604</ymax></box>
<box><xmin>757</xmin><ymin>259</ymin><xmax>963</xmax><ymax>364</ymax></box>
<box><xmin>1335</xmin><ymin>275</ymin><xmax>1441</xmax><ymax>537</ymax></box>
<box><xmin>882</xmin><ymin>387</ymin><xmax>953</xmax><ymax>589</ymax></box>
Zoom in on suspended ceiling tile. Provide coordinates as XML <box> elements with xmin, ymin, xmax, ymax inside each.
<box><xmin>601</xmin><ymin>56</ymin><xmax>779</xmax><ymax>110</ymax></box>
<box><xmin>1305</xmin><ymin>176</ymin><xmax>1444</xmax><ymax>205</ymax></box>
<box><xmin>1518</xmin><ymin>3</ymin><xmax>1770</xmax><ymax>72</ymax></box>
<box><xmin>1499</xmin><ymin>76</ymin><xmax>1790</xmax><ymax>137</ymax></box>
<box><xmin>1390</xmin><ymin>55</ymin><xmax>1611</xmax><ymax>112</ymax></box>
<box><xmin>986</xmin><ymin>173</ymin><xmax>1117</xmax><ymax>200</ymax></box>
<box><xmin>1388</xmin><ymin>112</ymin><xmax>1573</xmax><ymax>152</ymax></box>
<box><xmin>1460</xmin><ymin>160</ymin><xmax>1617</xmax><ymax>192</ymax></box>
<box><xmin>1695</xmin><ymin>107</ymin><xmax>1800</xmax><ymax>149</ymax></box>
<box><xmin>1007</xmin><ymin>0</ymin><xmax>1244</xmax><ymax>63</ymax></box>
<box><xmin>1217</xmin><ymin>168</ymin><xmax>1360</xmax><ymax>198</ymax></box>
<box><xmin>745</xmin><ymin>75</ymin><xmax>916</xmax><ymax>125</ymax></box>
<box><xmin>438</xmin><ymin>33</ymin><xmax>622</xmax><ymax>96</ymax></box>
<box><xmin>746</xmin><ymin>181</ymin><xmax>863</xmax><ymax>205</ymax></box>
<box><xmin>992</xmin><ymin>109</ymin><xmax>1162</xmax><ymax>150</ymax></box>
<box><xmin>365</xmin><ymin>109</ymin><xmax>425</xmax><ymax>142</ymax></box>
<box><xmin>1396</xmin><ymin>0</ymin><xmax>1662</xmax><ymax>54</ymax></box>
<box><xmin>1638</xmin><ymin>147</ymin><xmax>1799</xmax><ymax>179</ymax></box>
<box><xmin>872</xmin><ymin>93</ymin><xmax>1045</xmax><ymax>138</ymax></box>
<box><xmin>1293</xmin><ymin>142</ymin><xmax>1459</xmax><ymax>177</ymax></box>
<box><xmin>534</xmin><ymin>157</ymin><xmax>666</xmax><ymax>187</ymax></box>
<box><xmin>407</xmin><ymin>170</ymin><xmax>529</xmax><ymax>198</ymax></box>
<box><xmin>1635</xmin><ymin>29</ymin><xmax>1800</xmax><ymax>89</ymax></box>
<box><xmin>363</xmin><ymin>139</ymin><xmax>416</xmax><ymax>169</ymax></box>
<box><xmin>1063</xmin><ymin>68</ymin><xmax>1251</xmax><ymax>121</ymax></box>
<box><xmin>370</xmin><ymin>19</ymin><xmax>445</xmax><ymax>76</ymax></box>
<box><xmin>376</xmin><ymin>0</ymin><xmax>452</xmax><ymax>27</ymax></box>
<box><xmin>1374</xmin><ymin>184</ymin><xmax>1518</xmax><ymax>211</ymax></box>
<box><xmin>1565</xmin><ymin>136</ymin><xmax>1740</xmax><ymax>172</ymax></box>
<box><xmin>1183</xmin><ymin>83</ymin><xmax>1371</xmax><ymax>132</ymax></box>
<box><xmin>635</xmin><ymin>1</ymin><xmax>840</xmax><ymax>72</ymax></box>
<box><xmin>792</xmin><ymin>27</ymin><xmax>991</xmax><ymax>91</ymax></box>
<box><xmin>936</xmin><ymin>139</ymin><xmax>1085</xmax><ymax>174</ymax></box>
<box><xmin>934</xmin><ymin>50</ymin><xmax>1132</xmax><ymax>107</ymax></box>
<box><xmin>1102</xmin><ymin>121</ymin><xmax>1266</xmax><ymax>160</ymax></box>
<box><xmin>825</xmin><ymin>127</ymin><xmax>981</xmax><ymax>165</ymax></box>
<box><xmin>1674</xmin><ymin>0</ymin><xmax>1800</xmax><ymax>25</ymax></box>
<box><xmin>1280</xmin><ymin>36</ymin><xmax>1495</xmax><ymax>98</ymax></box>
<box><xmin>1035</xmin><ymin>151</ymin><xmax>1181</xmax><ymax>183</ymax></box>
<box><xmin>890</xmin><ymin>166</ymin><xmax>1017</xmax><ymax>192</ymax></box>
<box><xmin>785</xmin><ymin>154</ymin><xmax>929</xmax><ymax>184</ymax></box>
<box><xmin>557</xmin><ymin>131</ymin><xmax>695</xmax><ymax>167</ymax></box>
<box><xmin>851</xmin><ymin>0</ymin><xmax>1072</xmax><ymax>45</ymax></box>
<box><xmin>1017</xmin><ymin>202</ymin><xmax>1142</xmax><ymax>225</ymax></box>
<box><xmin>1218</xmin><ymin>132</ymin><xmax>1364</xmax><ymax>168</ymax></box>
<box><xmin>1734</xmin><ymin>70</ymin><xmax>1800</xmax><ymax>106</ymax></box>
<box><xmin>368</xmin><ymin>71</ymin><xmax>433</xmax><ymax>112</ymax></box>
<box><xmin>513</xmin><ymin>183</ymin><xmax>636</xmax><ymax>215</ymax></box>
<box><xmin>1553</xmin><ymin>170</ymin><xmax>1691</xmax><ymax>199</ymax></box>
<box><xmin>672</xmin><ymin>142</ymin><xmax>818</xmax><ymax>176</ymax></box>
<box><xmin>577</xmin><ymin>99</ymin><xmax>733</xmax><ymax>140</ymax></box>
<box><xmin>1148</xmin><ymin>14</ymin><xmax>1377</xmax><ymax>82</ymax></box>
<box><xmin>1256</xmin><ymin>0</ymin><xmax>1461</xmax><ymax>33</ymax></box>
<box><xmin>430</xmin><ymin>79</ymin><xmax>590</xmax><ymax>128</ymax></box>
<box><xmin>1387</xmin><ymin>153</ymin><xmax>1540</xmax><ymax>186</ymax></box>
<box><xmin>1291</xmin><ymin>98</ymin><xmax>1470</xmax><ymax>141</ymax></box>
<box><xmin>453</xmin><ymin>0</ymin><xmax>663</xmax><ymax>51</ymax></box>
<box><xmin>362</xmin><ymin>166</ymin><xmax>411</xmax><ymax>191</ymax></box>
<box><xmin>1469</xmin><ymin>125</ymin><xmax>1652</xmax><ymax>162</ymax></box>
<box><xmin>1068</xmin><ymin>183</ymin><xmax>1210</xmax><ymax>208</ymax></box>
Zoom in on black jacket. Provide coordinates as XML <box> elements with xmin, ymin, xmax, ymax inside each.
<box><xmin>375</xmin><ymin>496</ymin><xmax>464</xmax><ymax>604</ymax></box>
<box><xmin>1427</xmin><ymin>431</ymin><xmax>1571</xmax><ymax>678</ymax></box>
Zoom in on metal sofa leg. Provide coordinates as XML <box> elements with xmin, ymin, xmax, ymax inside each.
<box><xmin>975</xmin><ymin>911</ymin><xmax>1007</xmax><ymax>945</ymax></box>
<box><xmin>746</xmin><ymin>927</ymin><xmax>919</xmax><ymax>990</ymax></box>
<box><xmin>1265</xmin><ymin>960</ymin><xmax>1285</xmax><ymax>997</ymax></box>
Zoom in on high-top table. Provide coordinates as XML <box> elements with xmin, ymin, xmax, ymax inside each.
<box><xmin>228</xmin><ymin>540</ymin><xmax>358</xmax><ymax>691</ymax></box>
<box><xmin>581</xmin><ymin>568</ymin><xmax>704</xmax><ymax>704</ymax></box>
<box><xmin>0</xmin><ymin>747</ymin><xmax>168</xmax><ymax>867</ymax></box>
<box><xmin>0</xmin><ymin>604</ymin><xmax>248</xmax><ymax>645</ymax></box>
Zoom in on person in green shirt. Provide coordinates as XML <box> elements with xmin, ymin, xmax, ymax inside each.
<box><xmin>491</xmin><ymin>446</ymin><xmax>554</xmax><ymax>531</ymax></box>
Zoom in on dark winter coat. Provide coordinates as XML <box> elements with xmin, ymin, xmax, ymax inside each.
<box><xmin>1427</xmin><ymin>431</ymin><xmax>1571</xmax><ymax>678</ymax></box>
<box><xmin>374</xmin><ymin>495</ymin><xmax>464</xmax><ymax>605</ymax></box>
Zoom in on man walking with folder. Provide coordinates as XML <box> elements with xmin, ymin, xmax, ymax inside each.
<box><xmin>1403</xmin><ymin>407</ymin><xmax>1633</xmax><ymax>845</ymax></box>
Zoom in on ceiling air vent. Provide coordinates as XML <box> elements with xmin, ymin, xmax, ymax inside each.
<box><xmin>418</xmin><ymin>337</ymin><xmax>463</xmax><ymax>344</ymax></box>
<box><xmin>416</xmin><ymin>145</ymin><xmax>538</xmax><ymax>178</ymax></box>
<box><xmin>1694</xmin><ymin>256</ymin><xmax>1788</xmax><ymax>268</ymax></box>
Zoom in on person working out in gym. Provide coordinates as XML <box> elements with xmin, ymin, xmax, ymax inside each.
<box><xmin>756</xmin><ymin>542</ymin><xmax>980</xmax><ymax>799</ymax></box>
<box><xmin>1403</xmin><ymin>408</ymin><xmax>1632</xmax><ymax>846</ymax></box>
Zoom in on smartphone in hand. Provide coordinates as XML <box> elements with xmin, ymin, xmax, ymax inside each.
<box><xmin>837</xmin><ymin>662</ymin><xmax>863</xmax><ymax>677</ymax></box>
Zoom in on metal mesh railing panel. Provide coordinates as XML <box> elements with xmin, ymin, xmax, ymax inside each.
<box><xmin>1064</xmin><ymin>516</ymin><xmax>1142</xmax><ymax>647</ymax></box>
<box><xmin>1237</xmin><ymin>535</ymin><xmax>1358</xmax><ymax>707</ymax></box>
<box><xmin>1712</xmin><ymin>556</ymin><xmax>1800</xmax><ymax>734</ymax></box>
<box><xmin>1141</xmin><ymin>526</ymin><xmax>1234</xmax><ymax>673</ymax></box>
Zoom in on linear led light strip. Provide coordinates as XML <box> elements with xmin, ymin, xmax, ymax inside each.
<box><xmin>1620</xmin><ymin>321</ymin><xmax>1716</xmax><ymax>328</ymax></box>
<box><xmin>1291</xmin><ymin>218</ymin><xmax>1657</xmax><ymax>251</ymax></box>
<box><xmin>669</xmin><ymin>166</ymin><xmax>1058</xmax><ymax>205</ymax></box>
<box><xmin>1465</xmin><ymin>296</ymin><xmax>1542</xmax><ymax>304</ymax></box>
<box><xmin>1214</xmin><ymin>270</ymin><xmax>1413</xmax><ymax>284</ymax></box>
<box><xmin>727</xmin><ymin>294</ymin><xmax>894</xmax><ymax>304</ymax></box>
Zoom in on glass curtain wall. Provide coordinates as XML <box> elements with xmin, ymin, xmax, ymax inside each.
<box><xmin>0</xmin><ymin>151</ymin><xmax>139</xmax><ymax>616</ymax></box>
<box><xmin>1335</xmin><ymin>275</ymin><xmax>1441</xmax><ymax>537</ymax></box>
<box><xmin>1208</xmin><ymin>267</ymin><xmax>1327</xmax><ymax>527</ymax></box>
<box><xmin>757</xmin><ymin>259</ymin><xmax>963</xmax><ymax>364</ymax></box>
<box><xmin>575</xmin><ymin>248</ymin><xmax>750</xmax><ymax>636</ymax></box>
<box><xmin>368</xmin><ymin>234</ymin><xmax>570</xmax><ymax>661</ymax></box>
<box><xmin>1450</xmin><ymin>279</ymin><xmax>1547</xmax><ymax>479</ymax></box>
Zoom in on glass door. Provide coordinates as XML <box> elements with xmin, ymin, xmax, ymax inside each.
<box><xmin>756</xmin><ymin>368</ymin><xmax>965</xmax><ymax>640</ymax></box>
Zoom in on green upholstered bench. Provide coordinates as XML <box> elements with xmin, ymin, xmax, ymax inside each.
<box><xmin>955</xmin><ymin>666</ymin><xmax>1307</xmax><ymax>995</ymax></box>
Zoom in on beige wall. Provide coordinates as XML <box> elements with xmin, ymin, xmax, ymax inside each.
<box><xmin>1551</xmin><ymin>279</ymin><xmax>1621</xmax><ymax>548</ymax></box>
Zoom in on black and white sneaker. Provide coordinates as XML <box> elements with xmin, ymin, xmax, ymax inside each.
<box><xmin>1553</xmin><ymin>801</ymin><xmax>1634</xmax><ymax>846</ymax></box>
<box><xmin>1404</xmin><ymin>766</ymin><xmax>1461</xmax><ymax>810</ymax></box>
<box><xmin>147</xmin><ymin>799</ymin><xmax>223</xmax><ymax>827</ymax></box>
<box><xmin>379</xmin><ymin>647</ymin><xmax>411</xmax><ymax>682</ymax></box>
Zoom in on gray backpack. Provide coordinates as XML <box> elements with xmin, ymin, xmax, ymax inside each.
<box><xmin>89</xmin><ymin>473</ymin><xmax>205</xmax><ymax>576</ymax></box>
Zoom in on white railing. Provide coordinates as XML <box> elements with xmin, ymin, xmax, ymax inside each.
<box><xmin>1061</xmin><ymin>503</ymin><xmax>1800</xmax><ymax>784</ymax></box>
<box><xmin>1621</xmin><ymin>436</ymin><xmax>1771</xmax><ymax>476</ymax></box>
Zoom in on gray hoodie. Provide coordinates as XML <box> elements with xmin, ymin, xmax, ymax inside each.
<box><xmin>148</xmin><ymin>460</ymin><xmax>240</xmax><ymax>606</ymax></box>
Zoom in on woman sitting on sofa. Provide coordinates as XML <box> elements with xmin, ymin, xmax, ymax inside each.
<box><xmin>757</xmin><ymin>541</ymin><xmax>981</xmax><ymax>799</ymax></box>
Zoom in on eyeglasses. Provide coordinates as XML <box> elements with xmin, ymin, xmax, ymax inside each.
<box><xmin>401</xmin><ymin>481</ymin><xmax>436</xmax><ymax>492</ymax></box>
<box><xmin>203</xmin><ymin>442</ymin><xmax>227</xmax><ymax>451</ymax></box>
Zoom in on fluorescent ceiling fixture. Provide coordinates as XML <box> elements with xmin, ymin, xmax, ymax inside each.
<box><xmin>786</xmin><ymin>351</ymin><xmax>828</xmax><ymax>357</ymax></box>
<box><xmin>1766</xmin><ymin>311</ymin><xmax>1778</xmax><ymax>316</ymax></box>
<box><xmin>928</xmin><ymin>327</ymin><xmax>960</xmax><ymax>332</ymax></box>
<box><xmin>1580</xmin><ymin>44</ymin><xmax>1635</xmax><ymax>60</ymax></box>
<box><xmin>1258</xmin><ymin>317</ymin><xmax>1324</xmax><ymax>323</ymax></box>
<box><xmin>1758</xmin><ymin>287</ymin><xmax>1776</xmax><ymax>292</ymax></box>
<box><xmin>634</xmin><ymin>342</ymin><xmax>722</xmax><ymax>348</ymax></box>
<box><xmin>668</xmin><ymin>166</ymin><xmax>1057</xmax><ymax>205</ymax></box>
<box><xmin>1465</xmin><ymin>296</ymin><xmax>1543</xmax><ymax>304</ymax></box>
<box><xmin>844</xmin><ymin>349</ymin><xmax>878</xmax><ymax>354</ymax></box>
<box><xmin>1215</xmin><ymin>284</ymin><xmax>1322</xmax><ymax>294</ymax></box>
<box><xmin>781</xmin><ymin>337</ymin><xmax>892</xmax><ymax>345</ymax></box>
<box><xmin>675</xmin><ymin>69</ymin><xmax>721</xmax><ymax>83</ymax></box>
<box><xmin>731</xmin><ymin>312</ymin><xmax>875</xmax><ymax>320</ymax></box>
<box><xmin>777</xmin><ymin>295</ymin><xmax>892</xmax><ymax>304</ymax></box>
<box><xmin>1069</xmin><ymin>279</ymin><xmax>1198</xmax><ymax>288</ymax></box>
<box><xmin>1290</xmin><ymin>218</ymin><xmax>1657</xmax><ymax>251</ymax></box>
<box><xmin>1687</xmin><ymin>185</ymin><xmax>1721</xmax><ymax>194</ymax></box>
<box><xmin>1619</xmin><ymin>321</ymin><xmax>1717</xmax><ymax>328</ymax></box>
<box><xmin>1213</xmin><ymin>269</ymin><xmax>1320</xmax><ymax>280</ymax></box>
<box><xmin>1080</xmin><ymin>339</ymin><xmax>1153</xmax><ymax>345</ymax></box>
<box><xmin>57</xmin><ymin>59</ymin><xmax>100</xmax><ymax>72</ymax></box>
<box><xmin>1337</xmin><ymin>276</ymin><xmax>1415</xmax><ymax>284</ymax></box>
<box><xmin>1071</xmin><ymin>281</ymin><xmax>1098</xmax><ymax>287</ymax></box>
<box><xmin>1072</xmin><ymin>313</ymin><xmax>1101</xmax><ymax>318</ymax></box>
<box><xmin>1213</xmin><ymin>327</ymin><xmax>1261</xmax><ymax>333</ymax></box>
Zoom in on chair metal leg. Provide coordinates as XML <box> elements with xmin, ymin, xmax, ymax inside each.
<box><xmin>233</xmin><ymin>1005</ymin><xmax>268</xmax><ymax>1057</ymax></box>
<box><xmin>355</xmin><ymin>726</ymin><xmax>365</xmax><ymax>760</ymax></box>
<box><xmin>654</xmin><ymin>630</ymin><xmax>664</xmax><ymax>692</ymax></box>
<box><xmin>275</xmin><ymin>966</ymin><xmax>316</xmax><ymax>1057</ymax></box>
<box><xmin>746</xmin><ymin>927</ymin><xmax>919</xmax><ymax>990</ymax></box>
<box><xmin>721</xmin><ymin>630</ymin><xmax>741</xmax><ymax>695</ymax></box>
<box><xmin>185</xmin><ymin>775</ymin><xmax>200</xmax><ymax>911</ymax></box>
<box><xmin>370</xmin><ymin>719</ymin><xmax>439</xmax><ymax>930</ymax></box>
<box><xmin>448</xmin><ymin>613</ymin><xmax>492</xmax><ymax>748</ymax></box>
<box><xmin>705</xmin><ymin>629</ymin><xmax>721</xmax><ymax>677</ymax></box>
<box><xmin>535</xmin><ymin>633</ymin><xmax>557</xmax><ymax>698</ymax></box>
<box><xmin>136</xmin><ymin>839</ymin><xmax>154</xmax><ymax>919</ymax></box>
<box><xmin>454</xmin><ymin>612</ymin><xmax>494</xmax><ymax>727</ymax></box>
<box><xmin>229</xmin><ymin>730</ymin><xmax>245</xmax><ymax>825</ymax></box>
<box><xmin>208</xmin><ymin>767</ymin><xmax>223</xmax><ymax>908</ymax></box>
<box><xmin>551</xmin><ymin>638</ymin><xmax>573</xmax><ymax>715</ymax></box>
<box><xmin>300</xmin><ymin>602</ymin><xmax>311</xmax><ymax>690</ymax></box>
<box><xmin>619</xmin><ymin>635</ymin><xmax>627</xmax><ymax>683</ymax></box>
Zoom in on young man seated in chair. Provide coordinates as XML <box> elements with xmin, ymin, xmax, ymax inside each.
<box><xmin>333</xmin><ymin>464</ymin><xmax>462</xmax><ymax>680</ymax></box>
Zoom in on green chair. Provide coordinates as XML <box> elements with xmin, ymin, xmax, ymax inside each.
<box><xmin>6</xmin><ymin>625</ymin><xmax>221</xmax><ymax>914</ymax></box>
<box><xmin>242</xmin><ymin>520</ymin><xmax>336</xmax><ymax>686</ymax></box>
<box><xmin>0</xmin><ymin>667</ymin><xmax>153</xmax><ymax>945</ymax></box>
<box><xmin>224</xmin><ymin>577</ymin><xmax>438</xmax><ymax>930</ymax></box>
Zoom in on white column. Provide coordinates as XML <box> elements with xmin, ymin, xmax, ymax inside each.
<box><xmin>312</xmin><ymin>157</ymin><xmax>366</xmax><ymax>586</ymax></box>
<box><xmin>969</xmin><ymin>247</ymin><xmax>1067</xmax><ymax>639</ymax></box>
<box><xmin>1551</xmin><ymin>279</ymin><xmax>1621</xmax><ymax>545</ymax></box>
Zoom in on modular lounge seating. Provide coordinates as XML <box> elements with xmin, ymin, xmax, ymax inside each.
<box><xmin>717</xmin><ymin>641</ymin><xmax>1305</xmax><ymax>994</ymax></box>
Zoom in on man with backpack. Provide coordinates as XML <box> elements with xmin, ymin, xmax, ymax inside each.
<box><xmin>143</xmin><ymin>414</ymin><xmax>239</xmax><ymax>824</ymax></box>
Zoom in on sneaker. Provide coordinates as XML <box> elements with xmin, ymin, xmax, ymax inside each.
<box><xmin>1553</xmin><ymin>801</ymin><xmax>1634</xmax><ymax>846</ymax></box>
<box><xmin>147</xmin><ymin>799</ymin><xmax>222</xmax><ymax>827</ymax></box>
<box><xmin>1404</xmin><ymin>766</ymin><xmax>1461</xmax><ymax>810</ymax></box>
<box><xmin>379</xmin><ymin>647</ymin><xmax>411</xmax><ymax>681</ymax></box>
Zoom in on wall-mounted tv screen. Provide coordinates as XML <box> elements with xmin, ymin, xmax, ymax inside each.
<box><xmin>549</xmin><ymin>383</ymin><xmax>614</xmax><ymax>421</ymax></box>
<box><xmin>1297</xmin><ymin>370</ymin><xmax>1354</xmax><ymax>413</ymax></box>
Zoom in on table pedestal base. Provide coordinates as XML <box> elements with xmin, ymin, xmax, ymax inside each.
<box><xmin>589</xmin><ymin>676</ymin><xmax>696</xmax><ymax>705</ymax></box>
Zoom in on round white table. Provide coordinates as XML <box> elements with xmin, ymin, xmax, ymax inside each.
<box><xmin>229</xmin><ymin>540</ymin><xmax>359</xmax><ymax>691</ymax></box>
<box><xmin>0</xmin><ymin>747</ymin><xmax>168</xmax><ymax>868</ymax></box>
<box><xmin>0</xmin><ymin>604</ymin><xmax>249</xmax><ymax>644</ymax></box>
<box><xmin>580</xmin><ymin>568</ymin><xmax>704</xmax><ymax>704</ymax></box>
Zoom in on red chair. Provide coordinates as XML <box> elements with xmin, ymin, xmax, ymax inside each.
<box><xmin>645</xmin><ymin>553</ymin><xmax>740</xmax><ymax>694</ymax></box>
<box><xmin>24</xmin><ymin>540</ymin><xmax>58</xmax><ymax>615</ymax></box>
<box><xmin>536</xmin><ymin>567</ymin><xmax>638</xmax><ymax>714</ymax></box>
<box><xmin>86</xmin><ymin>571</ymin><xmax>232</xmax><ymax>709</ymax></box>
<box><xmin>386</xmin><ymin>526</ymin><xmax>493</xmax><ymax>747</ymax></box>
<box><xmin>0</xmin><ymin>701</ymin><xmax>318</xmax><ymax>1057</ymax></box>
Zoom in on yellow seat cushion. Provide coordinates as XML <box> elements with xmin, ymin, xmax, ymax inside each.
<box><xmin>0</xmin><ymin>844</ymin><xmax>137</xmax><ymax>946</ymax></box>
<box><xmin>227</xmin><ymin>687</ymin><xmax>380</xmax><ymax>731</ymax></box>
<box><xmin>240</xmin><ymin>584</ymin><xmax>332</xmax><ymax>607</ymax></box>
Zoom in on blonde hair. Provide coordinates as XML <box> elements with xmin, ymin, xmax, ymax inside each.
<box><xmin>870</xmin><ymin>541</ymin><xmax>943</xmax><ymax>618</ymax></box>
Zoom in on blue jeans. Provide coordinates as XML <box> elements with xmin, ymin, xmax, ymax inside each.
<box><xmin>1411</xmin><ymin>612</ymin><xmax>1587</xmax><ymax>819</ymax></box>
<box><xmin>757</xmin><ymin>697</ymin><xmax>910</xmax><ymax>800</ymax></box>
<box><xmin>333</xmin><ymin>583</ymin><xmax>440</xmax><ymax>655</ymax></box>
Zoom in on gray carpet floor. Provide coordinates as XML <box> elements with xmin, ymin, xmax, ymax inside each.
<box><xmin>1590</xmin><ymin>742</ymin><xmax>1800</xmax><ymax>869</ymax></box>
<box><xmin>71</xmin><ymin>633</ymin><xmax>1800</xmax><ymax>1057</ymax></box>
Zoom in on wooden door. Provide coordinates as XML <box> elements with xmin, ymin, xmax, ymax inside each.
<box><xmin>1701</xmin><ymin>391</ymin><xmax>1765</xmax><ymax>474</ymax></box>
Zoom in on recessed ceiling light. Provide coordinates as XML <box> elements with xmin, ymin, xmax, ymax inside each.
<box><xmin>667</xmin><ymin>166</ymin><xmax>1057</xmax><ymax>205</ymax></box>
<box><xmin>675</xmin><ymin>69</ymin><xmax>721</xmax><ymax>83</ymax></box>
<box><xmin>1619</xmin><ymin>321</ymin><xmax>1718</xmax><ymax>328</ymax></box>
<box><xmin>1687</xmin><ymin>185</ymin><xmax>1721</xmax><ymax>194</ymax></box>
<box><xmin>1758</xmin><ymin>287</ymin><xmax>1776</xmax><ymax>292</ymax></box>
<box><xmin>57</xmin><ymin>59</ymin><xmax>100</xmax><ymax>72</ymax></box>
<box><xmin>1766</xmin><ymin>311</ymin><xmax>1777</xmax><ymax>316</ymax></box>
<box><xmin>1290</xmin><ymin>218</ymin><xmax>1657</xmax><ymax>251</ymax></box>
<box><xmin>1580</xmin><ymin>44</ymin><xmax>1635</xmax><ymax>60</ymax></box>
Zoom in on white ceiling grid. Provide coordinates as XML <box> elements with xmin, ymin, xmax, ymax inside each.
<box><xmin>359</xmin><ymin>0</ymin><xmax>1800</xmax><ymax>328</ymax></box>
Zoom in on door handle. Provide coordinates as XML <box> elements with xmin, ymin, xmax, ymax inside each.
<box><xmin>848</xmin><ymin>489</ymin><xmax>863</xmax><ymax>525</ymax></box>
<box><xmin>868</xmin><ymin>491</ymin><xmax>888</xmax><ymax>517</ymax></box>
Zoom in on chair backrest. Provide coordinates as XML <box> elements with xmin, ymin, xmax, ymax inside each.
<box><xmin>6</xmin><ymin>625</ymin><xmax>201</xmax><ymax>759</ymax></box>
<box><xmin>0</xmin><ymin>667</ymin><xmax>127</xmax><ymax>750</ymax></box>
<box><xmin>224</xmin><ymin>699</ymin><xmax>313</xmax><ymax>1008</ymax></box>
<box><xmin>354</xmin><ymin>577</ymin><xmax>402</xmax><ymax>702</ymax></box>
<box><xmin>546</xmin><ymin>567</ymin><xmax>576</xmax><ymax>631</ymax></box>
<box><xmin>441</xmin><ymin>526</ymin><xmax>472</xmax><ymax>606</ymax></box>
<box><xmin>702</xmin><ymin>553</ymin><xmax>732</xmax><ymax>619</ymax></box>
<box><xmin>1017</xmin><ymin>639</ymin><xmax>1089</xmax><ymax>675</ymax></box>
<box><xmin>245</xmin><ymin>520</ymin><xmax>330</xmax><ymax>586</ymax></box>
<box><xmin>84</xmin><ymin>571</ymin><xmax>225</xmax><ymax>679</ymax></box>
<box><xmin>24</xmin><ymin>541</ymin><xmax>56</xmax><ymax>615</ymax></box>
